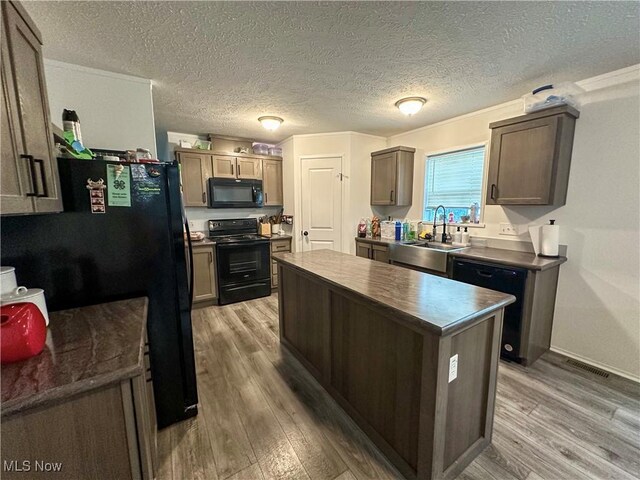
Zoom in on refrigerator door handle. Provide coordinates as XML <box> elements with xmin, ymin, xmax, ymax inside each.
<box><xmin>183</xmin><ymin>218</ymin><xmax>195</xmax><ymax>310</ymax></box>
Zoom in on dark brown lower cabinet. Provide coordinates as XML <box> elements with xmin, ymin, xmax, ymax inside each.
<box><xmin>277</xmin><ymin>264</ymin><xmax>505</xmax><ymax>480</ymax></box>
<box><xmin>355</xmin><ymin>239</ymin><xmax>390</xmax><ymax>263</ymax></box>
<box><xmin>1</xmin><ymin>373</ymin><xmax>156</xmax><ymax>480</ymax></box>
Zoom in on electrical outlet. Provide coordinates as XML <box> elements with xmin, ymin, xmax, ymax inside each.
<box><xmin>448</xmin><ymin>354</ymin><xmax>458</xmax><ymax>383</ymax></box>
<box><xmin>499</xmin><ymin>223</ymin><xmax>518</xmax><ymax>236</ymax></box>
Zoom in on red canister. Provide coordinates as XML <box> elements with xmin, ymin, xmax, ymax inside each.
<box><xmin>1</xmin><ymin>302</ymin><xmax>47</xmax><ymax>364</ymax></box>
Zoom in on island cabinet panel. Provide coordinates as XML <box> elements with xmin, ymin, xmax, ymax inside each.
<box><xmin>279</xmin><ymin>271</ymin><xmax>329</xmax><ymax>379</ymax></box>
<box><xmin>330</xmin><ymin>294</ymin><xmax>423</xmax><ymax>471</ymax></box>
<box><xmin>275</xmin><ymin>251</ymin><xmax>512</xmax><ymax>480</ymax></box>
<box><xmin>442</xmin><ymin>318</ymin><xmax>494</xmax><ymax>469</ymax></box>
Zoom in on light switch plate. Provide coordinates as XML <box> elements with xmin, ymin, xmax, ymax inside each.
<box><xmin>448</xmin><ymin>354</ymin><xmax>458</xmax><ymax>383</ymax></box>
<box><xmin>499</xmin><ymin>223</ymin><xmax>518</xmax><ymax>236</ymax></box>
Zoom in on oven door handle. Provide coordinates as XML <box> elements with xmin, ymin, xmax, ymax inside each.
<box><xmin>225</xmin><ymin>282</ymin><xmax>269</xmax><ymax>292</ymax></box>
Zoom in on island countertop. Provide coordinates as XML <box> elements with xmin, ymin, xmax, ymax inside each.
<box><xmin>1</xmin><ymin>297</ymin><xmax>148</xmax><ymax>418</ymax></box>
<box><xmin>273</xmin><ymin>250</ymin><xmax>514</xmax><ymax>335</ymax></box>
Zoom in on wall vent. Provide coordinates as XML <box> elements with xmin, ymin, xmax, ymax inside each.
<box><xmin>567</xmin><ymin>358</ymin><xmax>610</xmax><ymax>378</ymax></box>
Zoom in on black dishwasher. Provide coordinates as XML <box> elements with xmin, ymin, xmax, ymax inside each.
<box><xmin>451</xmin><ymin>259</ymin><xmax>527</xmax><ymax>362</ymax></box>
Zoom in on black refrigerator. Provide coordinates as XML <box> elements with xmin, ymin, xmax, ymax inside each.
<box><xmin>1</xmin><ymin>157</ymin><xmax>198</xmax><ymax>428</ymax></box>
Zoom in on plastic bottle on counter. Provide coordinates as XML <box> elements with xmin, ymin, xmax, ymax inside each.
<box><xmin>365</xmin><ymin>218</ymin><xmax>372</xmax><ymax>238</ymax></box>
<box><xmin>395</xmin><ymin>221</ymin><xmax>401</xmax><ymax>241</ymax></box>
<box><xmin>461</xmin><ymin>227</ymin><xmax>470</xmax><ymax>245</ymax></box>
<box><xmin>357</xmin><ymin>218</ymin><xmax>366</xmax><ymax>238</ymax></box>
<box><xmin>402</xmin><ymin>219</ymin><xmax>410</xmax><ymax>241</ymax></box>
<box><xmin>453</xmin><ymin>227</ymin><xmax>462</xmax><ymax>244</ymax></box>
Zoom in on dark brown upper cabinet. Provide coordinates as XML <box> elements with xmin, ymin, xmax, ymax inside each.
<box><xmin>370</xmin><ymin>146</ymin><xmax>415</xmax><ymax>206</ymax></box>
<box><xmin>486</xmin><ymin>105</ymin><xmax>579</xmax><ymax>206</ymax></box>
<box><xmin>1</xmin><ymin>1</ymin><xmax>62</xmax><ymax>215</ymax></box>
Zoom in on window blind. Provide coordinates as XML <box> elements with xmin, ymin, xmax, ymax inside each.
<box><xmin>424</xmin><ymin>146</ymin><xmax>485</xmax><ymax>209</ymax></box>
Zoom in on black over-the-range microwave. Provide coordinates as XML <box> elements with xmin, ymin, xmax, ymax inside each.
<box><xmin>207</xmin><ymin>178</ymin><xmax>264</xmax><ymax>208</ymax></box>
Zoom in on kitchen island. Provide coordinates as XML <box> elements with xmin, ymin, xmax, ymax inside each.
<box><xmin>274</xmin><ymin>250</ymin><xmax>515</xmax><ymax>480</ymax></box>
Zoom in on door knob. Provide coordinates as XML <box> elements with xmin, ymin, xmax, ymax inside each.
<box><xmin>303</xmin><ymin>231</ymin><xmax>309</xmax><ymax>236</ymax></box>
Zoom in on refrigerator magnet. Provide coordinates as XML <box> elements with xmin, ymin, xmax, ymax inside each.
<box><xmin>86</xmin><ymin>178</ymin><xmax>106</xmax><ymax>214</ymax></box>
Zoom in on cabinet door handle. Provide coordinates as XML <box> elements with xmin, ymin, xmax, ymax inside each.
<box><xmin>208</xmin><ymin>252</ymin><xmax>212</xmax><ymax>264</ymax></box>
<box><xmin>490</xmin><ymin>184</ymin><xmax>497</xmax><ymax>200</ymax></box>
<box><xmin>202</xmin><ymin>191</ymin><xmax>207</xmax><ymax>204</ymax></box>
<box><xmin>20</xmin><ymin>154</ymin><xmax>37</xmax><ymax>197</ymax></box>
<box><xmin>265</xmin><ymin>192</ymin><xmax>268</xmax><ymax>204</ymax></box>
<box><xmin>390</xmin><ymin>190</ymin><xmax>394</xmax><ymax>203</ymax></box>
<box><xmin>234</xmin><ymin>162</ymin><xmax>237</xmax><ymax>176</ymax></box>
<box><xmin>477</xmin><ymin>270</ymin><xmax>494</xmax><ymax>278</ymax></box>
<box><xmin>33</xmin><ymin>159</ymin><xmax>48</xmax><ymax>197</ymax></box>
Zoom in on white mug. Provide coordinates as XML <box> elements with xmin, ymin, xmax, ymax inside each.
<box><xmin>0</xmin><ymin>266</ymin><xmax>17</xmax><ymax>295</ymax></box>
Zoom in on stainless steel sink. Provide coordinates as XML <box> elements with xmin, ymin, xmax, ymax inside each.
<box><xmin>389</xmin><ymin>241</ymin><xmax>466</xmax><ymax>273</ymax></box>
<box><xmin>420</xmin><ymin>242</ymin><xmax>465</xmax><ymax>252</ymax></box>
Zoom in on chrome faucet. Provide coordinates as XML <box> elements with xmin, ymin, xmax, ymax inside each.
<box><xmin>432</xmin><ymin>205</ymin><xmax>448</xmax><ymax>243</ymax></box>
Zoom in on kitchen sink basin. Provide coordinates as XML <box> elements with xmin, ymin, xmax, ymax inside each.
<box><xmin>419</xmin><ymin>242</ymin><xmax>465</xmax><ymax>252</ymax></box>
<box><xmin>389</xmin><ymin>241</ymin><xmax>466</xmax><ymax>273</ymax></box>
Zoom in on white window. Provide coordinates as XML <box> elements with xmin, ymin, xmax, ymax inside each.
<box><xmin>423</xmin><ymin>146</ymin><xmax>486</xmax><ymax>223</ymax></box>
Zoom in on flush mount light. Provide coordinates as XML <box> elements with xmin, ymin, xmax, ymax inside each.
<box><xmin>395</xmin><ymin>97</ymin><xmax>427</xmax><ymax>116</ymax></box>
<box><xmin>258</xmin><ymin>116</ymin><xmax>284</xmax><ymax>131</ymax></box>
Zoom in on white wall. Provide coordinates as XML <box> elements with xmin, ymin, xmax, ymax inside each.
<box><xmin>386</xmin><ymin>66</ymin><xmax>640</xmax><ymax>380</ymax></box>
<box><xmin>280</xmin><ymin>132</ymin><xmax>385</xmax><ymax>254</ymax></box>
<box><xmin>44</xmin><ymin>59</ymin><xmax>157</xmax><ymax>157</ymax></box>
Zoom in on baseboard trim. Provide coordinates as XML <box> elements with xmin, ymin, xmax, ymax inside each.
<box><xmin>549</xmin><ymin>346</ymin><xmax>640</xmax><ymax>384</ymax></box>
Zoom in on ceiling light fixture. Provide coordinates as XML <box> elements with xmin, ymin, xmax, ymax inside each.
<box><xmin>258</xmin><ymin>116</ymin><xmax>284</xmax><ymax>131</ymax></box>
<box><xmin>395</xmin><ymin>97</ymin><xmax>427</xmax><ymax>116</ymax></box>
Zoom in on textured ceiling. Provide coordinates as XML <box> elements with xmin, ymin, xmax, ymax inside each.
<box><xmin>24</xmin><ymin>1</ymin><xmax>640</xmax><ymax>142</ymax></box>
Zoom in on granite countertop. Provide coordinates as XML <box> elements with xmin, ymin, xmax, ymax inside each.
<box><xmin>449</xmin><ymin>247</ymin><xmax>566</xmax><ymax>271</ymax></box>
<box><xmin>355</xmin><ymin>237</ymin><xmax>566</xmax><ymax>271</ymax></box>
<box><xmin>264</xmin><ymin>234</ymin><xmax>292</xmax><ymax>241</ymax></box>
<box><xmin>1</xmin><ymin>297</ymin><xmax>148</xmax><ymax>418</ymax></box>
<box><xmin>273</xmin><ymin>250</ymin><xmax>514</xmax><ymax>336</ymax></box>
<box><xmin>192</xmin><ymin>238</ymin><xmax>216</xmax><ymax>246</ymax></box>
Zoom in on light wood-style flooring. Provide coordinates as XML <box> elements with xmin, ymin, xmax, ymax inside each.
<box><xmin>157</xmin><ymin>294</ymin><xmax>640</xmax><ymax>480</ymax></box>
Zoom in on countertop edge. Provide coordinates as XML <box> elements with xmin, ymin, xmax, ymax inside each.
<box><xmin>1</xmin><ymin>364</ymin><xmax>144</xmax><ymax>418</ymax></box>
<box><xmin>1</xmin><ymin>297</ymin><xmax>149</xmax><ymax>419</ymax></box>
<box><xmin>274</xmin><ymin>255</ymin><xmax>514</xmax><ymax>336</ymax></box>
<box><xmin>355</xmin><ymin>237</ymin><xmax>567</xmax><ymax>271</ymax></box>
<box><xmin>449</xmin><ymin>250</ymin><xmax>567</xmax><ymax>271</ymax></box>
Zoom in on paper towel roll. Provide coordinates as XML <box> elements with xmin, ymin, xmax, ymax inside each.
<box><xmin>540</xmin><ymin>220</ymin><xmax>559</xmax><ymax>257</ymax></box>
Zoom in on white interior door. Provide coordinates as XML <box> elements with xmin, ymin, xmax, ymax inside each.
<box><xmin>300</xmin><ymin>156</ymin><xmax>342</xmax><ymax>252</ymax></box>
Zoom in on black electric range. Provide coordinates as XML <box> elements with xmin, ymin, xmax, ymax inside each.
<box><xmin>208</xmin><ymin>219</ymin><xmax>271</xmax><ymax>305</ymax></box>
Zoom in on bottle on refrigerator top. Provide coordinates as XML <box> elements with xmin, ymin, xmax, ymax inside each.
<box><xmin>395</xmin><ymin>221</ymin><xmax>401</xmax><ymax>241</ymax></box>
<box><xmin>62</xmin><ymin>109</ymin><xmax>84</xmax><ymax>148</ymax></box>
<box><xmin>357</xmin><ymin>218</ymin><xmax>367</xmax><ymax>238</ymax></box>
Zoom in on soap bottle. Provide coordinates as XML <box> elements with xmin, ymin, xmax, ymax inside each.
<box><xmin>453</xmin><ymin>227</ymin><xmax>462</xmax><ymax>244</ymax></box>
<box><xmin>402</xmin><ymin>219</ymin><xmax>410</xmax><ymax>241</ymax></box>
<box><xmin>461</xmin><ymin>227</ymin><xmax>470</xmax><ymax>245</ymax></box>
